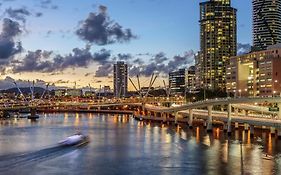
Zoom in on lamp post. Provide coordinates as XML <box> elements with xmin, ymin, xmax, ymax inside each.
<box><xmin>239</xmin><ymin>89</ymin><xmax>242</xmax><ymax>98</ymax></box>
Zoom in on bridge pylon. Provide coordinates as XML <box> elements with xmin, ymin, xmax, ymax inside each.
<box><xmin>227</xmin><ymin>104</ymin><xmax>232</xmax><ymax>135</ymax></box>
<box><xmin>206</xmin><ymin>105</ymin><xmax>213</xmax><ymax>132</ymax></box>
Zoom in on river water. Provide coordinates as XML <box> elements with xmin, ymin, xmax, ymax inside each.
<box><xmin>0</xmin><ymin>113</ymin><xmax>280</xmax><ymax>175</ymax></box>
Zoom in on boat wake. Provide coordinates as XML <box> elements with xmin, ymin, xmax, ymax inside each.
<box><xmin>0</xmin><ymin>143</ymin><xmax>87</xmax><ymax>172</ymax></box>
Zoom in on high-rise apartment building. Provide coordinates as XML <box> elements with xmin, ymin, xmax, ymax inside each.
<box><xmin>226</xmin><ymin>44</ymin><xmax>281</xmax><ymax>97</ymax></box>
<box><xmin>186</xmin><ymin>66</ymin><xmax>196</xmax><ymax>93</ymax></box>
<box><xmin>196</xmin><ymin>0</ymin><xmax>237</xmax><ymax>91</ymax></box>
<box><xmin>114</xmin><ymin>61</ymin><xmax>128</xmax><ymax>98</ymax></box>
<box><xmin>253</xmin><ymin>0</ymin><xmax>281</xmax><ymax>50</ymax></box>
<box><xmin>169</xmin><ymin>69</ymin><xmax>186</xmax><ymax>96</ymax></box>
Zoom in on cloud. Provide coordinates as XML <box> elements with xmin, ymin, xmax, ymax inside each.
<box><xmin>129</xmin><ymin>50</ymin><xmax>195</xmax><ymax>77</ymax></box>
<box><xmin>5</xmin><ymin>7</ymin><xmax>31</xmax><ymax>23</ymax></box>
<box><xmin>0</xmin><ymin>18</ymin><xmax>23</xmax><ymax>60</ymax></box>
<box><xmin>95</xmin><ymin>63</ymin><xmax>113</xmax><ymax>77</ymax></box>
<box><xmin>237</xmin><ymin>43</ymin><xmax>251</xmax><ymax>55</ymax></box>
<box><xmin>11</xmin><ymin>46</ymin><xmax>112</xmax><ymax>73</ymax></box>
<box><xmin>40</xmin><ymin>0</ymin><xmax>58</xmax><ymax>10</ymax></box>
<box><xmin>35</xmin><ymin>12</ymin><xmax>43</xmax><ymax>17</ymax></box>
<box><xmin>117</xmin><ymin>53</ymin><xmax>132</xmax><ymax>61</ymax></box>
<box><xmin>76</xmin><ymin>5</ymin><xmax>136</xmax><ymax>45</ymax></box>
<box><xmin>0</xmin><ymin>76</ymin><xmax>53</xmax><ymax>90</ymax></box>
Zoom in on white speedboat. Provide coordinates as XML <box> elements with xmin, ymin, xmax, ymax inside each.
<box><xmin>262</xmin><ymin>154</ymin><xmax>274</xmax><ymax>160</ymax></box>
<box><xmin>59</xmin><ymin>133</ymin><xmax>89</xmax><ymax>146</ymax></box>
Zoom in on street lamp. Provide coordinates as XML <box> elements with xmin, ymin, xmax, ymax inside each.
<box><xmin>239</xmin><ymin>89</ymin><xmax>242</xmax><ymax>98</ymax></box>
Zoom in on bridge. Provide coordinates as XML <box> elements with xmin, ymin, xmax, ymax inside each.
<box><xmin>138</xmin><ymin>97</ymin><xmax>281</xmax><ymax>137</ymax></box>
<box><xmin>2</xmin><ymin>96</ymin><xmax>281</xmax><ymax>137</ymax></box>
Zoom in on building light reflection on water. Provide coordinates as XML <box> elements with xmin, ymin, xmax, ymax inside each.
<box><xmin>215</xmin><ymin>128</ymin><xmax>220</xmax><ymax>139</ymax></box>
<box><xmin>196</xmin><ymin>127</ymin><xmax>200</xmax><ymax>143</ymax></box>
<box><xmin>74</xmin><ymin>113</ymin><xmax>79</xmax><ymax>126</ymax></box>
<box><xmin>268</xmin><ymin>133</ymin><xmax>272</xmax><ymax>155</ymax></box>
<box><xmin>203</xmin><ymin>133</ymin><xmax>211</xmax><ymax>147</ymax></box>
<box><xmin>222</xmin><ymin>140</ymin><xmax>229</xmax><ymax>163</ymax></box>
<box><xmin>64</xmin><ymin>113</ymin><xmax>68</xmax><ymax>124</ymax></box>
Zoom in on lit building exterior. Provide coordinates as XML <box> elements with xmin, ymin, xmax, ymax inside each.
<box><xmin>253</xmin><ymin>0</ymin><xmax>281</xmax><ymax>50</ymax></box>
<box><xmin>66</xmin><ymin>89</ymin><xmax>82</xmax><ymax>97</ymax></box>
<box><xmin>169</xmin><ymin>69</ymin><xmax>186</xmax><ymax>96</ymax></box>
<box><xmin>226</xmin><ymin>44</ymin><xmax>281</xmax><ymax>97</ymax></box>
<box><xmin>186</xmin><ymin>66</ymin><xmax>196</xmax><ymax>93</ymax></box>
<box><xmin>197</xmin><ymin>0</ymin><xmax>237</xmax><ymax>91</ymax></box>
<box><xmin>114</xmin><ymin>61</ymin><xmax>128</xmax><ymax>98</ymax></box>
<box><xmin>55</xmin><ymin>89</ymin><xmax>66</xmax><ymax>97</ymax></box>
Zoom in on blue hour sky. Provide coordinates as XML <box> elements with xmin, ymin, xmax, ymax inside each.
<box><xmin>0</xmin><ymin>0</ymin><xmax>252</xmax><ymax>89</ymax></box>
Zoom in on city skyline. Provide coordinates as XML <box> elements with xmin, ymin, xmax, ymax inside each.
<box><xmin>0</xmin><ymin>0</ymin><xmax>252</xmax><ymax>90</ymax></box>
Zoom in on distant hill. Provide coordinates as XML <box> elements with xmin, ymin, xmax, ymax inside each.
<box><xmin>0</xmin><ymin>87</ymin><xmax>47</xmax><ymax>95</ymax></box>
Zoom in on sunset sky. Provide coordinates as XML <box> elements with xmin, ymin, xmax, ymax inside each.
<box><xmin>0</xmin><ymin>0</ymin><xmax>252</xmax><ymax>90</ymax></box>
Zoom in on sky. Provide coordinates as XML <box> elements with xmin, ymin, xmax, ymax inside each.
<box><xmin>0</xmin><ymin>0</ymin><xmax>252</xmax><ymax>90</ymax></box>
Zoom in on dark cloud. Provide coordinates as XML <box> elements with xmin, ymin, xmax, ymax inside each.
<box><xmin>166</xmin><ymin>50</ymin><xmax>195</xmax><ymax>72</ymax></box>
<box><xmin>151</xmin><ymin>52</ymin><xmax>168</xmax><ymax>64</ymax></box>
<box><xmin>0</xmin><ymin>76</ymin><xmax>55</xmax><ymax>90</ymax></box>
<box><xmin>11</xmin><ymin>46</ymin><xmax>111</xmax><ymax>73</ymax></box>
<box><xmin>117</xmin><ymin>53</ymin><xmax>132</xmax><ymax>61</ymax></box>
<box><xmin>40</xmin><ymin>0</ymin><xmax>58</xmax><ymax>10</ymax></box>
<box><xmin>5</xmin><ymin>7</ymin><xmax>31</xmax><ymax>23</ymax></box>
<box><xmin>237</xmin><ymin>43</ymin><xmax>251</xmax><ymax>55</ymax></box>
<box><xmin>95</xmin><ymin>63</ymin><xmax>113</xmax><ymax>77</ymax></box>
<box><xmin>35</xmin><ymin>12</ymin><xmax>43</xmax><ymax>17</ymax></box>
<box><xmin>0</xmin><ymin>18</ymin><xmax>23</xmax><ymax>60</ymax></box>
<box><xmin>76</xmin><ymin>5</ymin><xmax>136</xmax><ymax>45</ymax></box>
<box><xmin>129</xmin><ymin>51</ymin><xmax>195</xmax><ymax>77</ymax></box>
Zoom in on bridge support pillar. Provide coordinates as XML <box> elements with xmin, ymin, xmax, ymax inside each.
<box><xmin>206</xmin><ymin>105</ymin><xmax>213</xmax><ymax>132</ymax></box>
<box><xmin>223</xmin><ymin>123</ymin><xmax>228</xmax><ymax>132</ymax></box>
<box><xmin>175</xmin><ymin>112</ymin><xmax>179</xmax><ymax>125</ymax></box>
<box><xmin>235</xmin><ymin>122</ymin><xmax>239</xmax><ymax>129</ymax></box>
<box><xmin>227</xmin><ymin>104</ymin><xmax>232</xmax><ymax>135</ymax></box>
<box><xmin>250</xmin><ymin>125</ymin><xmax>254</xmax><ymax>137</ymax></box>
<box><xmin>203</xmin><ymin>121</ymin><xmax>207</xmax><ymax>128</ymax></box>
<box><xmin>270</xmin><ymin>127</ymin><xmax>276</xmax><ymax>135</ymax></box>
<box><xmin>188</xmin><ymin>109</ymin><xmax>193</xmax><ymax>129</ymax></box>
<box><xmin>234</xmin><ymin>108</ymin><xmax>238</xmax><ymax>117</ymax></box>
<box><xmin>277</xmin><ymin>129</ymin><xmax>281</xmax><ymax>139</ymax></box>
<box><xmin>244</xmin><ymin>123</ymin><xmax>249</xmax><ymax>131</ymax></box>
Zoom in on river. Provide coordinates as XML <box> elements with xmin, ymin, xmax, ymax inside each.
<box><xmin>0</xmin><ymin>113</ymin><xmax>280</xmax><ymax>175</ymax></box>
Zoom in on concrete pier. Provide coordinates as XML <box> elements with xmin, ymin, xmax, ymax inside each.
<box><xmin>189</xmin><ymin>109</ymin><xmax>193</xmax><ymax>129</ymax></box>
<box><xmin>227</xmin><ymin>104</ymin><xmax>232</xmax><ymax>134</ymax></box>
<box><xmin>277</xmin><ymin>129</ymin><xmax>281</xmax><ymax>139</ymax></box>
<box><xmin>244</xmin><ymin>123</ymin><xmax>249</xmax><ymax>131</ymax></box>
<box><xmin>235</xmin><ymin>122</ymin><xmax>239</xmax><ymax>129</ymax></box>
<box><xmin>250</xmin><ymin>125</ymin><xmax>254</xmax><ymax>137</ymax></box>
<box><xmin>270</xmin><ymin>127</ymin><xmax>276</xmax><ymax>135</ymax></box>
<box><xmin>206</xmin><ymin>106</ymin><xmax>213</xmax><ymax>132</ymax></box>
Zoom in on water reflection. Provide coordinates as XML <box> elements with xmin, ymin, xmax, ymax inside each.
<box><xmin>0</xmin><ymin>114</ymin><xmax>280</xmax><ymax>175</ymax></box>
